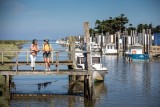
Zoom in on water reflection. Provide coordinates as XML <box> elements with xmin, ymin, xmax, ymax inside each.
<box><xmin>37</xmin><ymin>82</ymin><xmax>52</xmax><ymax>91</ymax></box>
<box><xmin>142</xmin><ymin>62</ymin><xmax>151</xmax><ymax>96</ymax></box>
<box><xmin>10</xmin><ymin>82</ymin><xmax>107</xmax><ymax>107</ymax></box>
<box><xmin>73</xmin><ymin>82</ymin><xmax>107</xmax><ymax>97</ymax></box>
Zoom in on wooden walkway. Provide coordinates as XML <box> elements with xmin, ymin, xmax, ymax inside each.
<box><xmin>0</xmin><ymin>70</ymin><xmax>89</xmax><ymax>76</ymax></box>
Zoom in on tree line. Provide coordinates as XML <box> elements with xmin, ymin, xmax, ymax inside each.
<box><xmin>90</xmin><ymin>14</ymin><xmax>160</xmax><ymax>35</ymax></box>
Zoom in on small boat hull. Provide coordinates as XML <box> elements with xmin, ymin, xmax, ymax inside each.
<box><xmin>126</xmin><ymin>54</ymin><xmax>149</xmax><ymax>61</ymax></box>
<box><xmin>76</xmin><ymin>70</ymin><xmax>107</xmax><ymax>82</ymax></box>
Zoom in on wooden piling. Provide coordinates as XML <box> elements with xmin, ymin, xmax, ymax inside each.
<box><xmin>68</xmin><ymin>36</ymin><xmax>76</xmax><ymax>69</ymax></box>
<box><xmin>26</xmin><ymin>50</ymin><xmax>29</xmax><ymax>65</ymax></box>
<box><xmin>4</xmin><ymin>75</ymin><xmax>11</xmax><ymax>100</ymax></box>
<box><xmin>56</xmin><ymin>51</ymin><xmax>59</xmax><ymax>73</ymax></box>
<box><xmin>143</xmin><ymin>29</ymin><xmax>146</xmax><ymax>53</ymax></box>
<box><xmin>68</xmin><ymin>75</ymin><xmax>76</xmax><ymax>94</ymax></box>
<box><xmin>16</xmin><ymin>52</ymin><xmax>19</xmax><ymax>72</ymax></box>
<box><xmin>148</xmin><ymin>29</ymin><xmax>151</xmax><ymax>56</ymax></box>
<box><xmin>51</xmin><ymin>51</ymin><xmax>54</xmax><ymax>64</ymax></box>
<box><xmin>1</xmin><ymin>51</ymin><xmax>4</xmax><ymax>64</ymax></box>
<box><xmin>116</xmin><ymin>32</ymin><xmax>120</xmax><ymax>56</ymax></box>
<box><xmin>84</xmin><ymin>22</ymin><xmax>93</xmax><ymax>100</ymax></box>
<box><xmin>68</xmin><ymin>36</ymin><xmax>76</xmax><ymax>94</ymax></box>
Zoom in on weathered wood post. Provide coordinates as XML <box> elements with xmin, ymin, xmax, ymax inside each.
<box><xmin>4</xmin><ymin>75</ymin><xmax>11</xmax><ymax>100</ymax></box>
<box><xmin>143</xmin><ymin>29</ymin><xmax>146</xmax><ymax>54</ymax></box>
<box><xmin>16</xmin><ymin>51</ymin><xmax>19</xmax><ymax>72</ymax></box>
<box><xmin>51</xmin><ymin>50</ymin><xmax>54</xmax><ymax>64</ymax></box>
<box><xmin>84</xmin><ymin>22</ymin><xmax>93</xmax><ymax>100</ymax></box>
<box><xmin>56</xmin><ymin>51</ymin><xmax>59</xmax><ymax>73</ymax></box>
<box><xmin>148</xmin><ymin>29</ymin><xmax>151</xmax><ymax>56</ymax></box>
<box><xmin>131</xmin><ymin>30</ymin><xmax>133</xmax><ymax>45</ymax></box>
<box><xmin>68</xmin><ymin>36</ymin><xmax>76</xmax><ymax>69</ymax></box>
<box><xmin>116</xmin><ymin>31</ymin><xmax>120</xmax><ymax>56</ymax></box>
<box><xmin>26</xmin><ymin>49</ymin><xmax>29</xmax><ymax>65</ymax></box>
<box><xmin>1</xmin><ymin>51</ymin><xmax>4</xmax><ymax>64</ymax></box>
<box><xmin>68</xmin><ymin>36</ymin><xmax>76</xmax><ymax>94</ymax></box>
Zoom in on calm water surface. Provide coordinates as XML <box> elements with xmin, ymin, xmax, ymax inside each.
<box><xmin>10</xmin><ymin>41</ymin><xmax>160</xmax><ymax>107</ymax></box>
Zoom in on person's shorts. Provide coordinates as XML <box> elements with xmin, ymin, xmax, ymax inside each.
<box><xmin>43</xmin><ymin>52</ymin><xmax>51</xmax><ymax>58</ymax></box>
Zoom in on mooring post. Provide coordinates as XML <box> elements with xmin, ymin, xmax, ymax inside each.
<box><xmin>84</xmin><ymin>75</ymin><xmax>88</xmax><ymax>98</ymax></box>
<box><xmin>68</xmin><ymin>36</ymin><xmax>76</xmax><ymax>94</ymax></box>
<box><xmin>4</xmin><ymin>75</ymin><xmax>11</xmax><ymax>100</ymax></box>
<box><xmin>51</xmin><ymin>50</ymin><xmax>54</xmax><ymax>64</ymax></box>
<box><xmin>56</xmin><ymin>51</ymin><xmax>59</xmax><ymax>73</ymax></box>
<box><xmin>84</xmin><ymin>22</ymin><xmax>93</xmax><ymax>100</ymax></box>
<box><xmin>143</xmin><ymin>29</ymin><xmax>146</xmax><ymax>53</ymax></box>
<box><xmin>26</xmin><ymin>49</ymin><xmax>29</xmax><ymax>65</ymax></box>
<box><xmin>148</xmin><ymin>29</ymin><xmax>151</xmax><ymax>56</ymax></box>
<box><xmin>68</xmin><ymin>75</ymin><xmax>76</xmax><ymax>94</ymax></box>
<box><xmin>68</xmin><ymin>36</ymin><xmax>76</xmax><ymax>69</ymax></box>
<box><xmin>16</xmin><ymin>51</ymin><xmax>19</xmax><ymax>72</ymax></box>
<box><xmin>116</xmin><ymin>32</ymin><xmax>119</xmax><ymax>56</ymax></box>
<box><xmin>1</xmin><ymin>51</ymin><xmax>4</xmax><ymax>64</ymax></box>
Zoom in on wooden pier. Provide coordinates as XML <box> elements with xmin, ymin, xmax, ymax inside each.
<box><xmin>0</xmin><ymin>22</ymin><xmax>93</xmax><ymax>101</ymax></box>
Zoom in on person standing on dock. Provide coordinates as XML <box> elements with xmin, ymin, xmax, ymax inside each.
<box><xmin>30</xmin><ymin>39</ymin><xmax>39</xmax><ymax>71</ymax></box>
<box><xmin>43</xmin><ymin>39</ymin><xmax>53</xmax><ymax>71</ymax></box>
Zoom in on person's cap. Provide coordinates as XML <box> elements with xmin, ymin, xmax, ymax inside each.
<box><xmin>44</xmin><ymin>39</ymin><xmax>49</xmax><ymax>42</ymax></box>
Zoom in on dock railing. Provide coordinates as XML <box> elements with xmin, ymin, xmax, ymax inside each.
<box><xmin>0</xmin><ymin>49</ymin><xmax>90</xmax><ymax>72</ymax></box>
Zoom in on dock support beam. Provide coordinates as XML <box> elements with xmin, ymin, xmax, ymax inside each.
<box><xmin>68</xmin><ymin>75</ymin><xmax>76</xmax><ymax>94</ymax></box>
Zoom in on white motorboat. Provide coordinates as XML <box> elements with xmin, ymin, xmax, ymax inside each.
<box><xmin>75</xmin><ymin>52</ymin><xmax>107</xmax><ymax>82</ymax></box>
<box><xmin>104</xmin><ymin>43</ymin><xmax>117</xmax><ymax>55</ymax></box>
<box><xmin>91</xmin><ymin>42</ymin><xmax>101</xmax><ymax>54</ymax></box>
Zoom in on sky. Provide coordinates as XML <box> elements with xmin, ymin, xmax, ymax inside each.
<box><xmin>0</xmin><ymin>0</ymin><xmax>160</xmax><ymax>40</ymax></box>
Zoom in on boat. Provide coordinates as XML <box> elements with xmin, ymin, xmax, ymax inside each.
<box><xmin>104</xmin><ymin>43</ymin><xmax>117</xmax><ymax>55</ymax></box>
<box><xmin>125</xmin><ymin>44</ymin><xmax>149</xmax><ymax>61</ymax></box>
<box><xmin>55</xmin><ymin>40</ymin><xmax>60</xmax><ymax>44</ymax></box>
<box><xmin>75</xmin><ymin>51</ymin><xmax>107</xmax><ymax>82</ymax></box>
<box><xmin>91</xmin><ymin>42</ymin><xmax>101</xmax><ymax>52</ymax></box>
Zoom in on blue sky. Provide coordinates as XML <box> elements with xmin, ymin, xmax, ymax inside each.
<box><xmin>0</xmin><ymin>0</ymin><xmax>160</xmax><ymax>40</ymax></box>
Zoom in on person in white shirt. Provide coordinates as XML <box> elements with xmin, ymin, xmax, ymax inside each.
<box><xmin>30</xmin><ymin>39</ymin><xmax>39</xmax><ymax>71</ymax></box>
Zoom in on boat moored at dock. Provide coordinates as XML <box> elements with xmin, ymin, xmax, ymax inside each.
<box><xmin>125</xmin><ymin>44</ymin><xmax>149</xmax><ymax>61</ymax></box>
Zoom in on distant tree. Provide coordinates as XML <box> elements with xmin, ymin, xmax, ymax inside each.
<box><xmin>127</xmin><ymin>23</ymin><xmax>136</xmax><ymax>35</ymax></box>
<box><xmin>137</xmin><ymin>24</ymin><xmax>144</xmax><ymax>33</ymax></box>
<box><xmin>143</xmin><ymin>24</ymin><xmax>149</xmax><ymax>29</ymax></box>
<box><xmin>137</xmin><ymin>23</ymin><xmax>158</xmax><ymax>34</ymax></box>
<box><xmin>152</xmin><ymin>25</ymin><xmax>160</xmax><ymax>33</ymax></box>
<box><xmin>94</xmin><ymin>14</ymin><xmax>129</xmax><ymax>35</ymax></box>
<box><xmin>89</xmin><ymin>28</ymin><xmax>96</xmax><ymax>37</ymax></box>
<box><xmin>149</xmin><ymin>23</ymin><xmax>153</xmax><ymax>29</ymax></box>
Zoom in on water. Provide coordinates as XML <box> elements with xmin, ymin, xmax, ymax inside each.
<box><xmin>10</xmin><ymin>41</ymin><xmax>160</xmax><ymax>107</ymax></box>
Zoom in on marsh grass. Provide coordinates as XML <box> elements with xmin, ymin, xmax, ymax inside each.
<box><xmin>0</xmin><ymin>40</ymin><xmax>27</xmax><ymax>107</ymax></box>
